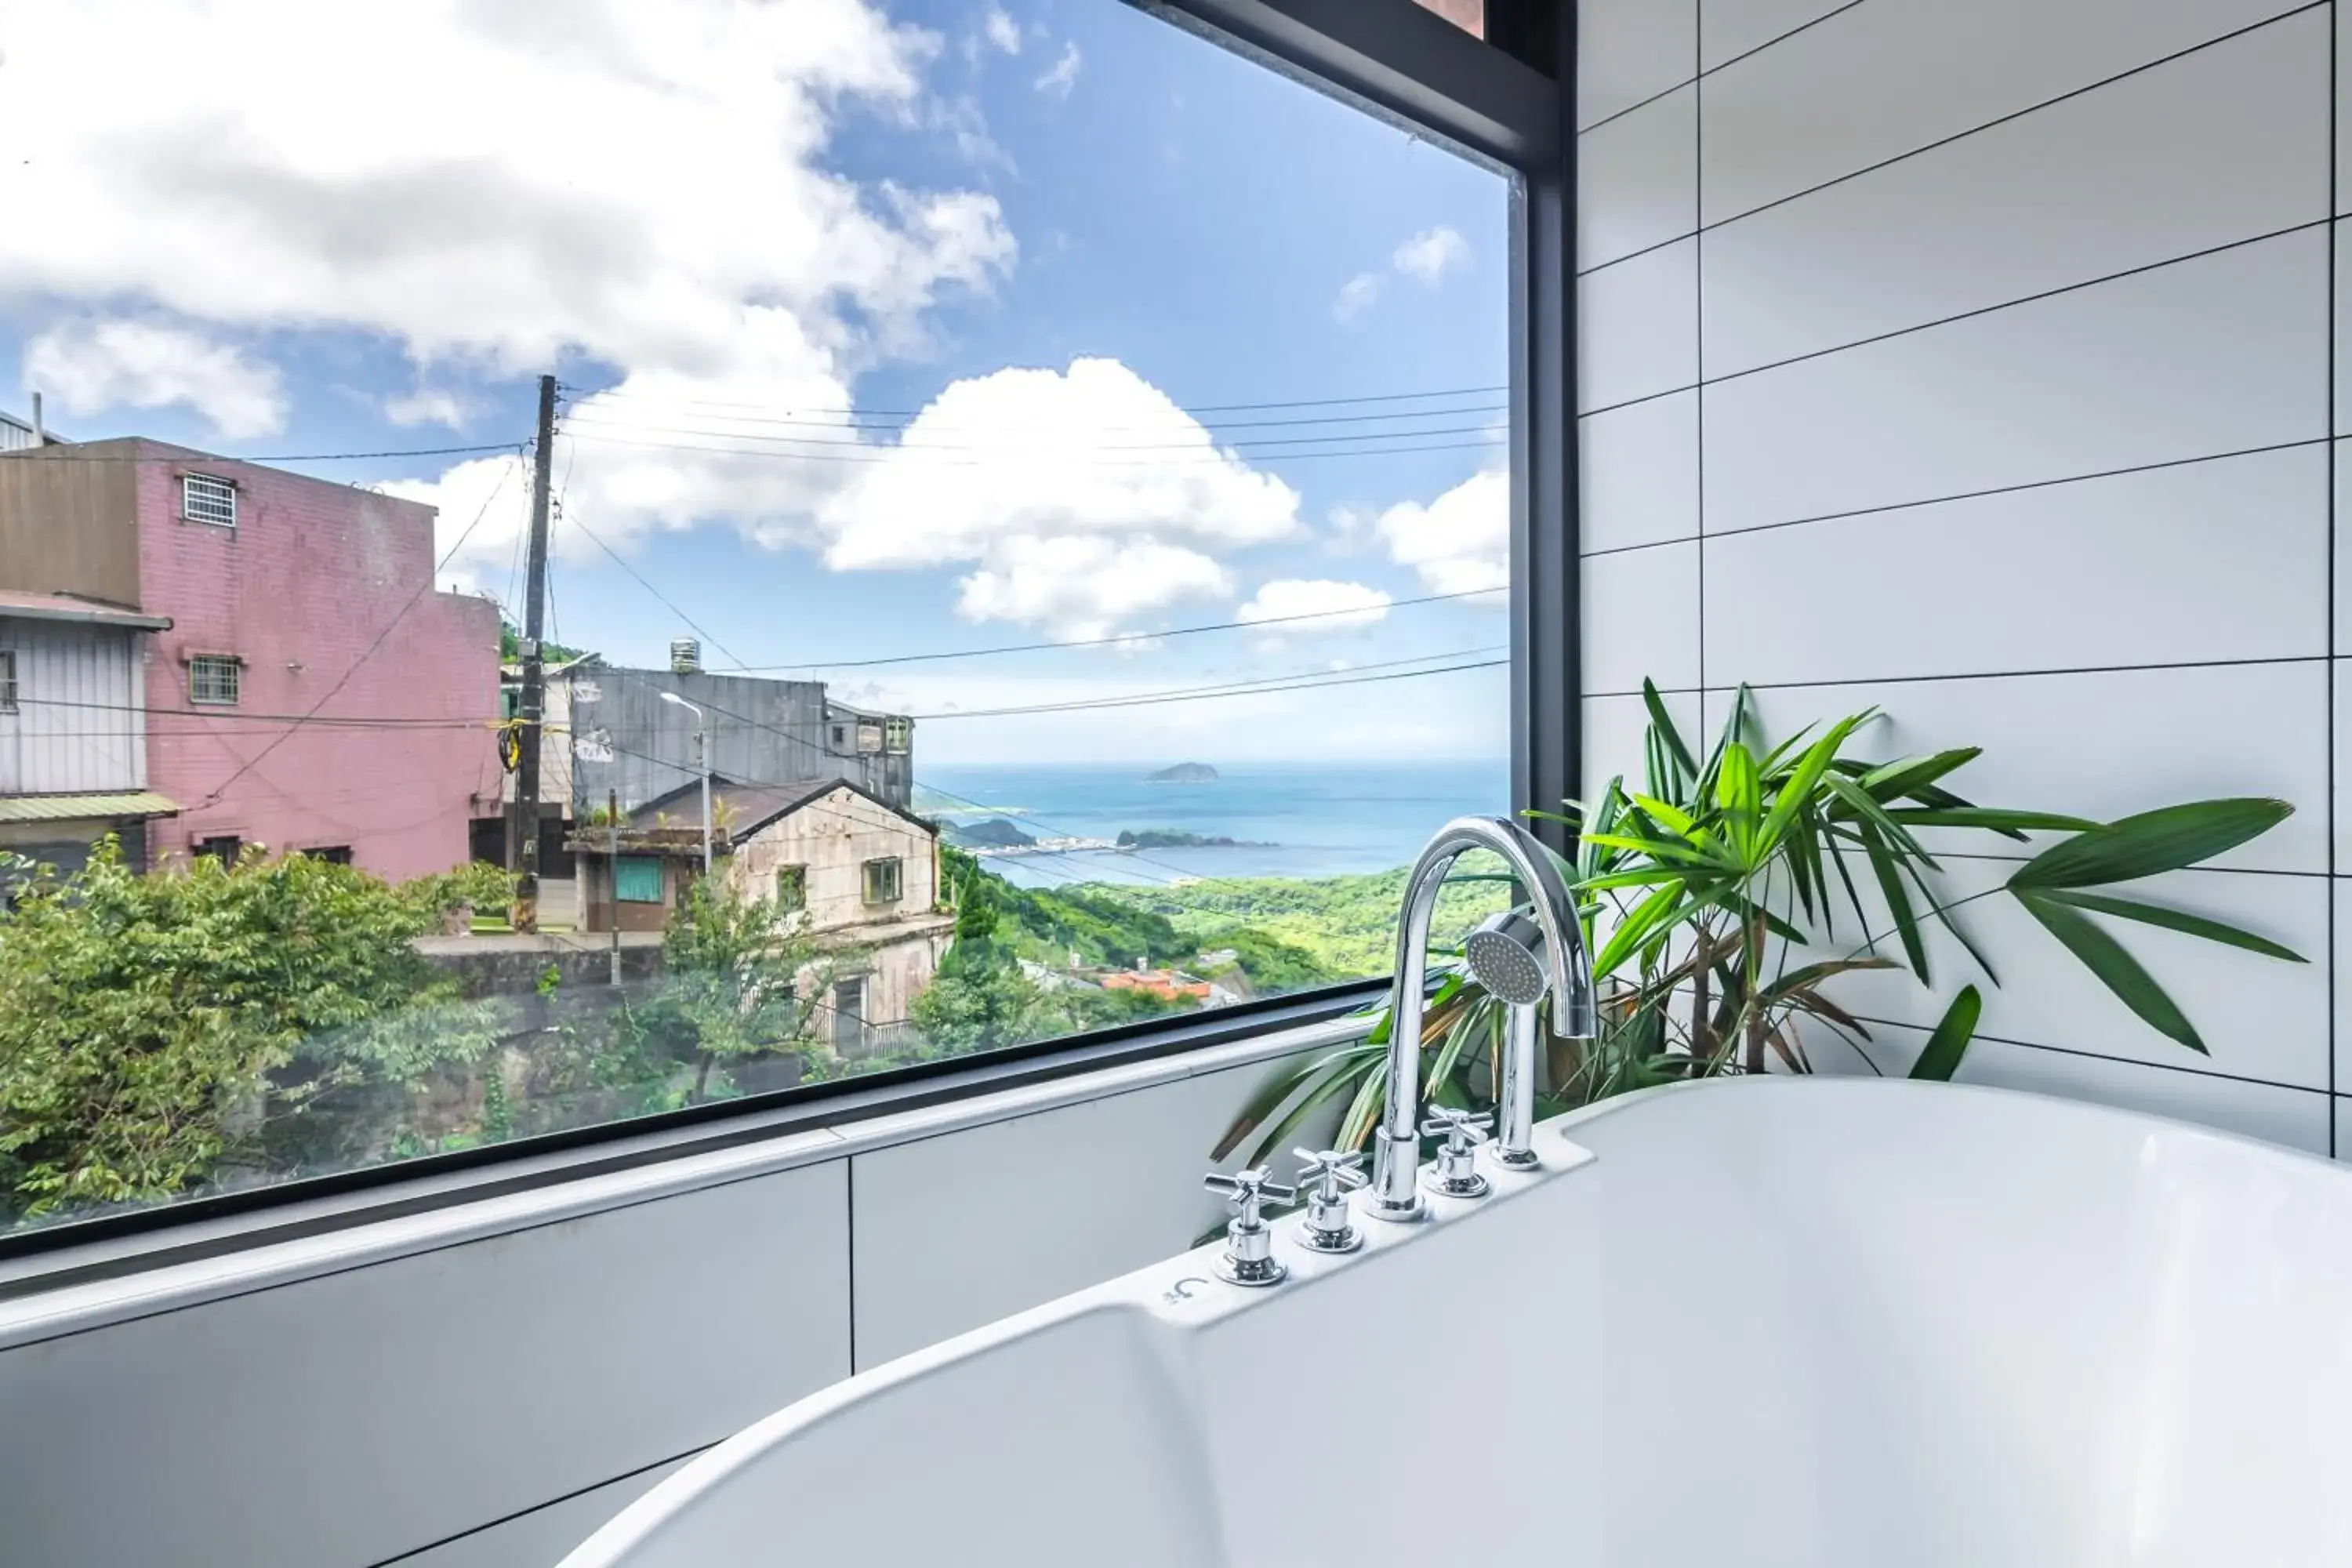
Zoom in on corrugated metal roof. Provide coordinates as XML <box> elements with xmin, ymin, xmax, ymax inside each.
<box><xmin>0</xmin><ymin>791</ymin><xmax>180</xmax><ymax>824</ymax></box>
<box><xmin>0</xmin><ymin>590</ymin><xmax>172</xmax><ymax>631</ymax></box>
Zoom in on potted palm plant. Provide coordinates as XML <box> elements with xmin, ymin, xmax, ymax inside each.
<box><xmin>1217</xmin><ymin>681</ymin><xmax>2303</xmax><ymax>1167</ymax></box>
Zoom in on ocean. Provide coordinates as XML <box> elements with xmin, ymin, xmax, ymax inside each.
<box><xmin>914</xmin><ymin>759</ymin><xmax>1510</xmax><ymax>888</ymax></box>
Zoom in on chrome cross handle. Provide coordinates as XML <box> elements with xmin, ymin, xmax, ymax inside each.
<box><xmin>1292</xmin><ymin>1147</ymin><xmax>1367</xmax><ymax>1254</ymax></box>
<box><xmin>1203</xmin><ymin>1167</ymin><xmax>1298</xmax><ymax>1287</ymax></box>
<box><xmin>1420</xmin><ymin>1108</ymin><xmax>1493</xmax><ymax>1200</ymax></box>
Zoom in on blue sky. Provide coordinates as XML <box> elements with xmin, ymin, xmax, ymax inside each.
<box><xmin>0</xmin><ymin>0</ymin><xmax>1510</xmax><ymax>764</ymax></box>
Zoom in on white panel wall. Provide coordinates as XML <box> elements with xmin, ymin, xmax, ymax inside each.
<box><xmin>0</xmin><ymin>1037</ymin><xmax>1338</xmax><ymax>1568</ymax></box>
<box><xmin>1577</xmin><ymin>0</ymin><xmax>2346</xmax><ymax>1152</ymax></box>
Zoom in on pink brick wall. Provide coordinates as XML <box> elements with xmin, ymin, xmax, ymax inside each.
<box><xmin>132</xmin><ymin>443</ymin><xmax>501</xmax><ymax>880</ymax></box>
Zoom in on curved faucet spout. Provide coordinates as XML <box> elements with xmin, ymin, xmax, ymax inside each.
<box><xmin>1369</xmin><ymin>816</ymin><xmax>1597</xmax><ymax>1218</ymax></box>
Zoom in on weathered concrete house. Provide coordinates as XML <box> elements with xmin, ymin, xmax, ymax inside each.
<box><xmin>561</xmin><ymin>662</ymin><xmax>914</xmax><ymax>817</ymax></box>
<box><xmin>572</xmin><ymin>776</ymin><xmax>951</xmax><ymax>1054</ymax></box>
<box><xmin>0</xmin><ymin>438</ymin><xmax>499</xmax><ymax>877</ymax></box>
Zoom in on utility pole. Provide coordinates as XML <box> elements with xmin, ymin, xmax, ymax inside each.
<box><xmin>512</xmin><ymin>372</ymin><xmax>556</xmax><ymax>933</ymax></box>
<box><xmin>607</xmin><ymin>789</ymin><xmax>622</xmax><ymax>987</ymax></box>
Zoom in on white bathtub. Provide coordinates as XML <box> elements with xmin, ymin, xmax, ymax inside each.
<box><xmin>561</xmin><ymin>1079</ymin><xmax>2352</xmax><ymax>1566</ymax></box>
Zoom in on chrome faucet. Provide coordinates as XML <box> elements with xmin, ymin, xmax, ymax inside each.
<box><xmin>1369</xmin><ymin>816</ymin><xmax>1596</xmax><ymax>1220</ymax></box>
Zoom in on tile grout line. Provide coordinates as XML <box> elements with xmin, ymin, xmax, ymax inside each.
<box><xmin>2329</xmin><ymin>0</ymin><xmax>2339</xmax><ymax>1155</ymax></box>
<box><xmin>1577</xmin><ymin>437</ymin><xmax>2335</xmax><ymax>555</ymax></box>
<box><xmin>1853</xmin><ymin>1018</ymin><xmax>2332</xmax><ymax>1100</ymax></box>
<box><xmin>1583</xmin><ymin>652</ymin><xmax>2332</xmax><ymax>700</ymax></box>
<box><xmin>1694</xmin><ymin>0</ymin><xmax>1707</xmax><ymax>703</ymax></box>
<box><xmin>1573</xmin><ymin>0</ymin><xmax>1871</xmax><ymax>140</ymax></box>
<box><xmin>1592</xmin><ymin>218</ymin><xmax>2326</xmax><ymax>412</ymax></box>
<box><xmin>1692</xmin><ymin>2</ymin><xmax>2323</xmax><ymax>256</ymax></box>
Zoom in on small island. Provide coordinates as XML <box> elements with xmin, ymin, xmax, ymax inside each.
<box><xmin>948</xmin><ymin>817</ymin><xmax>1037</xmax><ymax>849</ymax></box>
<box><xmin>1116</xmin><ymin>829</ymin><xmax>1267</xmax><ymax>850</ymax></box>
<box><xmin>1146</xmin><ymin>762</ymin><xmax>1219</xmax><ymax>783</ymax></box>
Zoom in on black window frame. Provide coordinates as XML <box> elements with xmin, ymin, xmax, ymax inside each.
<box><xmin>0</xmin><ymin>647</ymin><xmax>16</xmax><ymax>713</ymax></box>
<box><xmin>0</xmin><ymin>0</ymin><xmax>1575</xmax><ymax>1272</ymax></box>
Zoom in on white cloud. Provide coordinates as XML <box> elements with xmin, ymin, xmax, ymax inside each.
<box><xmin>383</xmin><ymin>387</ymin><xmax>474</xmax><ymax>430</ymax></box>
<box><xmin>1378</xmin><ymin>468</ymin><xmax>1508</xmax><ymax>596</ymax></box>
<box><xmin>0</xmin><ymin>0</ymin><xmax>1016</xmax><ymax>575</ymax></box>
<box><xmin>1237</xmin><ymin>579</ymin><xmax>1392</xmax><ymax>637</ymax></box>
<box><xmin>959</xmin><ymin>537</ymin><xmax>1231</xmax><ymax>643</ymax></box>
<box><xmin>1393</xmin><ymin>226</ymin><xmax>1470</xmax><ymax>284</ymax></box>
<box><xmin>1335</xmin><ymin>226</ymin><xmax>1470</xmax><ymax>323</ymax></box>
<box><xmin>1034</xmin><ymin>41</ymin><xmax>1083</xmax><ymax>97</ymax></box>
<box><xmin>983</xmin><ymin>6</ymin><xmax>1022</xmax><ymax>54</ymax></box>
<box><xmin>1333</xmin><ymin>272</ymin><xmax>1385</xmax><ymax>322</ymax></box>
<box><xmin>24</xmin><ymin>319</ymin><xmax>286</xmax><ymax>437</ymax></box>
<box><xmin>817</xmin><ymin>357</ymin><xmax>1299</xmax><ymax>636</ymax></box>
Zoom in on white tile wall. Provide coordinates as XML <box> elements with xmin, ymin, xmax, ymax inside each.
<box><xmin>1579</xmin><ymin>389</ymin><xmax>1700</xmax><ymax>554</ymax></box>
<box><xmin>1582</xmin><ymin>541</ymin><xmax>1700</xmax><ymax>695</ymax></box>
<box><xmin>2336</xmin><ymin>223</ymin><xmax>2352</xmax><ymax>434</ymax></box>
<box><xmin>396</xmin><ymin>1457</ymin><xmax>693</xmax><ymax>1568</ymax></box>
<box><xmin>1699</xmin><ymin>0</ymin><xmax>2310</xmax><ymax>224</ymax></box>
<box><xmin>1702</xmin><ymin>446</ymin><xmax>2329</xmax><ymax>683</ymax></box>
<box><xmin>1577</xmin><ymin>85</ymin><xmax>1697</xmax><ymax>271</ymax></box>
<box><xmin>1581</xmin><ymin>0</ymin><xmax>2345</xmax><ymax>1156</ymax></box>
<box><xmin>0</xmin><ymin>1040</ymin><xmax>1348</xmax><ymax>1566</ymax></box>
<box><xmin>1582</xmin><ymin>688</ymin><xmax>1701</xmax><ymax>804</ymax></box>
<box><xmin>1704</xmin><ymin>230</ymin><xmax>2328</xmax><ymax>535</ymax></box>
<box><xmin>1698</xmin><ymin>0</ymin><xmax>1853</xmax><ymax>73</ymax></box>
<box><xmin>1578</xmin><ymin>0</ymin><xmax>1697</xmax><ymax>130</ymax></box>
<box><xmin>1701</xmin><ymin>10</ymin><xmax>2328</xmax><ymax>379</ymax></box>
<box><xmin>0</xmin><ymin>1162</ymin><xmax>851</xmax><ymax>1568</ymax></box>
<box><xmin>1857</xmin><ymin>1022</ymin><xmax>2333</xmax><ymax>1156</ymax></box>
<box><xmin>2340</xmin><ymin>9</ymin><xmax>2352</xmax><ymax>216</ymax></box>
<box><xmin>1577</xmin><ymin>237</ymin><xmax>1700</xmax><ymax>412</ymax></box>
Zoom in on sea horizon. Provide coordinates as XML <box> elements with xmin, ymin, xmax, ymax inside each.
<box><xmin>914</xmin><ymin>757</ymin><xmax>1512</xmax><ymax>888</ymax></box>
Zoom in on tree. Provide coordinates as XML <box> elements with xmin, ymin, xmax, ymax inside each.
<box><xmin>628</xmin><ymin>877</ymin><xmax>830</xmax><ymax>1100</ymax></box>
<box><xmin>0</xmin><ymin>843</ymin><xmax>507</xmax><ymax>1222</ymax></box>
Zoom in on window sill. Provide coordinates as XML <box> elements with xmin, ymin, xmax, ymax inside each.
<box><xmin>0</xmin><ymin>979</ymin><xmax>1384</xmax><ymax>1330</ymax></box>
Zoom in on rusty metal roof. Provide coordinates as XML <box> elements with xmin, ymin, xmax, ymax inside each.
<box><xmin>0</xmin><ymin>790</ymin><xmax>180</xmax><ymax>824</ymax></box>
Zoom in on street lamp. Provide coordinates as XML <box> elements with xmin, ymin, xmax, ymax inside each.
<box><xmin>659</xmin><ymin>691</ymin><xmax>712</xmax><ymax>875</ymax></box>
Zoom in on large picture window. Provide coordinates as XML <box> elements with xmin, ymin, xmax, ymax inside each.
<box><xmin>0</xmin><ymin>0</ymin><xmax>1514</xmax><ymax>1241</ymax></box>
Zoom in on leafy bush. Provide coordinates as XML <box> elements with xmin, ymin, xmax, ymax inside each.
<box><xmin>0</xmin><ymin>842</ymin><xmax>501</xmax><ymax>1221</ymax></box>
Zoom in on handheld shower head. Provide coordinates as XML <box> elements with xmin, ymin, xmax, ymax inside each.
<box><xmin>1464</xmin><ymin>910</ymin><xmax>1548</xmax><ymax>1007</ymax></box>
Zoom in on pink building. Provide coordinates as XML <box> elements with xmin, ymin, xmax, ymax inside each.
<box><xmin>0</xmin><ymin>439</ymin><xmax>500</xmax><ymax>880</ymax></box>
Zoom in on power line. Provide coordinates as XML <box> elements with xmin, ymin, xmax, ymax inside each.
<box><xmin>557</xmin><ymin>416</ymin><xmax>1504</xmax><ymax>456</ymax></box>
<box><xmin>592</xmin><ymin>678</ymin><xmax>1208</xmax><ymax>887</ymax></box>
<box><xmin>720</xmin><ymin>586</ymin><xmax>1502</xmax><ymax>673</ymax></box>
<box><xmin>198</xmin><ymin>456</ymin><xmax>522</xmax><ymax>808</ymax></box>
<box><xmin>910</xmin><ymin>654</ymin><xmax>1508</xmax><ymax>721</ymax></box>
<box><xmin>562</xmin><ymin>432</ymin><xmax>1504</xmax><ymax>467</ymax></box>
<box><xmin>558</xmin><ymin>401</ymin><xmax>1508</xmax><ymax>437</ymax></box>
<box><xmin>561</xmin><ymin>381</ymin><xmax>1508</xmax><ymax>420</ymax></box>
<box><xmin>591</xmin><ymin>735</ymin><xmax>1183</xmax><ymax>891</ymax></box>
<box><xmin>5</xmin><ymin>441</ymin><xmax>522</xmax><ymax>465</ymax></box>
<box><xmin>563</xmin><ymin>510</ymin><xmax>750</xmax><ymax>670</ymax></box>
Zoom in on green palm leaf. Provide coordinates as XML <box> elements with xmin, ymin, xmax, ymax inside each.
<box><xmin>2016</xmin><ymin>891</ymin><xmax>2204</xmax><ymax>1053</ymax></box>
<box><xmin>1908</xmin><ymin>985</ymin><xmax>1982</xmax><ymax>1082</ymax></box>
<box><xmin>2010</xmin><ymin>800</ymin><xmax>2293</xmax><ymax>890</ymax></box>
